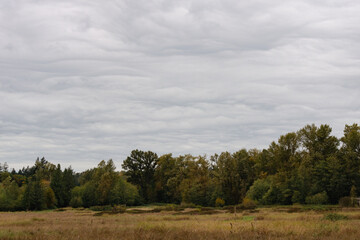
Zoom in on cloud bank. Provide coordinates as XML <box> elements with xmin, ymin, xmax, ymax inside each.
<box><xmin>1</xmin><ymin>0</ymin><xmax>360</xmax><ymax>171</ymax></box>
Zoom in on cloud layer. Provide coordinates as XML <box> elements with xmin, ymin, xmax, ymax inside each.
<box><xmin>1</xmin><ymin>0</ymin><xmax>360</xmax><ymax>171</ymax></box>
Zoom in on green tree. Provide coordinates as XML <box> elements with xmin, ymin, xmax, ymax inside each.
<box><xmin>122</xmin><ymin>150</ymin><xmax>158</xmax><ymax>203</ymax></box>
<box><xmin>62</xmin><ymin>167</ymin><xmax>75</xmax><ymax>206</ymax></box>
<box><xmin>50</xmin><ymin>164</ymin><xmax>64</xmax><ymax>207</ymax></box>
<box><xmin>110</xmin><ymin>176</ymin><xmax>140</xmax><ymax>205</ymax></box>
<box><xmin>214</xmin><ymin>150</ymin><xmax>254</xmax><ymax>205</ymax></box>
<box><xmin>341</xmin><ymin>124</ymin><xmax>360</xmax><ymax>196</ymax></box>
<box><xmin>246</xmin><ymin>178</ymin><xmax>271</xmax><ymax>204</ymax></box>
<box><xmin>70</xmin><ymin>186</ymin><xmax>84</xmax><ymax>208</ymax></box>
<box><xmin>81</xmin><ymin>182</ymin><xmax>97</xmax><ymax>208</ymax></box>
<box><xmin>178</xmin><ymin>155</ymin><xmax>212</xmax><ymax>206</ymax></box>
<box><xmin>154</xmin><ymin>154</ymin><xmax>178</xmax><ymax>203</ymax></box>
<box><xmin>45</xmin><ymin>187</ymin><xmax>56</xmax><ymax>209</ymax></box>
<box><xmin>96</xmin><ymin>160</ymin><xmax>117</xmax><ymax>205</ymax></box>
<box><xmin>23</xmin><ymin>176</ymin><xmax>46</xmax><ymax>211</ymax></box>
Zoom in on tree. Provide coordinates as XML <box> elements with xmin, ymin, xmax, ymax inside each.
<box><xmin>50</xmin><ymin>164</ymin><xmax>64</xmax><ymax>207</ymax></box>
<box><xmin>110</xmin><ymin>176</ymin><xmax>140</xmax><ymax>205</ymax></box>
<box><xmin>96</xmin><ymin>160</ymin><xmax>117</xmax><ymax>205</ymax></box>
<box><xmin>246</xmin><ymin>178</ymin><xmax>271</xmax><ymax>204</ymax></box>
<box><xmin>214</xmin><ymin>150</ymin><xmax>254</xmax><ymax>205</ymax></box>
<box><xmin>45</xmin><ymin>187</ymin><xmax>56</xmax><ymax>209</ymax></box>
<box><xmin>122</xmin><ymin>150</ymin><xmax>158</xmax><ymax>203</ymax></box>
<box><xmin>298</xmin><ymin>124</ymin><xmax>339</xmax><ymax>202</ymax></box>
<box><xmin>341</xmin><ymin>124</ymin><xmax>360</xmax><ymax>196</ymax></box>
<box><xmin>34</xmin><ymin>157</ymin><xmax>55</xmax><ymax>180</ymax></box>
<box><xmin>178</xmin><ymin>155</ymin><xmax>212</xmax><ymax>206</ymax></box>
<box><xmin>154</xmin><ymin>154</ymin><xmax>177</xmax><ymax>203</ymax></box>
<box><xmin>22</xmin><ymin>175</ymin><xmax>46</xmax><ymax>211</ymax></box>
<box><xmin>62</xmin><ymin>167</ymin><xmax>75</xmax><ymax>206</ymax></box>
<box><xmin>81</xmin><ymin>182</ymin><xmax>97</xmax><ymax>208</ymax></box>
<box><xmin>0</xmin><ymin>177</ymin><xmax>24</xmax><ymax>211</ymax></box>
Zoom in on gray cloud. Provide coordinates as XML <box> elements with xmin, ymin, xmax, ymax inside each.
<box><xmin>1</xmin><ymin>0</ymin><xmax>360</xmax><ymax>171</ymax></box>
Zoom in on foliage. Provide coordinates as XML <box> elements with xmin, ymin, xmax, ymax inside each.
<box><xmin>215</xmin><ymin>198</ymin><xmax>225</xmax><ymax>207</ymax></box>
<box><xmin>89</xmin><ymin>205</ymin><xmax>113</xmax><ymax>212</ymax></box>
<box><xmin>2</xmin><ymin>123</ymin><xmax>360</xmax><ymax>211</ymax></box>
<box><xmin>110</xmin><ymin>176</ymin><xmax>141</xmax><ymax>206</ymax></box>
<box><xmin>323</xmin><ymin>213</ymin><xmax>348</xmax><ymax>221</ymax></box>
<box><xmin>45</xmin><ymin>187</ymin><xmax>56</xmax><ymax>209</ymax></box>
<box><xmin>122</xmin><ymin>150</ymin><xmax>158</xmax><ymax>203</ymax></box>
<box><xmin>338</xmin><ymin>197</ymin><xmax>355</xmax><ymax>207</ymax></box>
<box><xmin>305</xmin><ymin>191</ymin><xmax>329</xmax><ymax>205</ymax></box>
<box><xmin>246</xmin><ymin>178</ymin><xmax>271</xmax><ymax>204</ymax></box>
<box><xmin>70</xmin><ymin>196</ymin><xmax>83</xmax><ymax>208</ymax></box>
<box><xmin>241</xmin><ymin>197</ymin><xmax>257</xmax><ymax>209</ymax></box>
<box><xmin>214</xmin><ymin>150</ymin><xmax>255</xmax><ymax>205</ymax></box>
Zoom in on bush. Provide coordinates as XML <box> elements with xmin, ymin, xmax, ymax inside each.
<box><xmin>226</xmin><ymin>198</ymin><xmax>257</xmax><ymax>212</ymax></box>
<box><xmin>89</xmin><ymin>205</ymin><xmax>113</xmax><ymax>211</ymax></box>
<box><xmin>339</xmin><ymin>197</ymin><xmax>354</xmax><ymax>207</ymax></box>
<box><xmin>111</xmin><ymin>205</ymin><xmax>126</xmax><ymax>213</ymax></box>
<box><xmin>291</xmin><ymin>191</ymin><xmax>303</xmax><ymax>204</ymax></box>
<box><xmin>305</xmin><ymin>191</ymin><xmax>328</xmax><ymax>205</ymax></box>
<box><xmin>224</xmin><ymin>201</ymin><xmax>257</xmax><ymax>213</ymax></box>
<box><xmin>323</xmin><ymin>213</ymin><xmax>348</xmax><ymax>221</ymax></box>
<box><xmin>110</xmin><ymin>178</ymin><xmax>141</xmax><ymax>206</ymax></box>
<box><xmin>262</xmin><ymin>186</ymin><xmax>281</xmax><ymax>205</ymax></box>
<box><xmin>70</xmin><ymin>196</ymin><xmax>83</xmax><ymax>208</ymax></box>
<box><xmin>45</xmin><ymin>187</ymin><xmax>56</xmax><ymax>209</ymax></box>
<box><xmin>246</xmin><ymin>178</ymin><xmax>271</xmax><ymax>203</ymax></box>
<box><xmin>242</xmin><ymin>197</ymin><xmax>257</xmax><ymax>209</ymax></box>
<box><xmin>153</xmin><ymin>204</ymin><xmax>184</xmax><ymax>212</ymax></box>
<box><xmin>215</xmin><ymin>198</ymin><xmax>225</xmax><ymax>207</ymax></box>
<box><xmin>180</xmin><ymin>202</ymin><xmax>197</xmax><ymax>208</ymax></box>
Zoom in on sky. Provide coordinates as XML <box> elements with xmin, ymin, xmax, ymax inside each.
<box><xmin>1</xmin><ymin>0</ymin><xmax>360</xmax><ymax>171</ymax></box>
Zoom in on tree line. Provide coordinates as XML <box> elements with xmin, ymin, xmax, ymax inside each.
<box><xmin>1</xmin><ymin>123</ymin><xmax>360</xmax><ymax>211</ymax></box>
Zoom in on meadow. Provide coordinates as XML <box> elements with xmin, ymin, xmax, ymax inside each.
<box><xmin>1</xmin><ymin>206</ymin><xmax>360</xmax><ymax>240</ymax></box>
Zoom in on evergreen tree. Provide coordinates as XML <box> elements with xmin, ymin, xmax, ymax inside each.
<box><xmin>62</xmin><ymin>167</ymin><xmax>75</xmax><ymax>206</ymax></box>
<box><xmin>50</xmin><ymin>164</ymin><xmax>64</xmax><ymax>207</ymax></box>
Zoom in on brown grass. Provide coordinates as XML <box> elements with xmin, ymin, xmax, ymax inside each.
<box><xmin>1</xmin><ymin>207</ymin><xmax>360</xmax><ymax>239</ymax></box>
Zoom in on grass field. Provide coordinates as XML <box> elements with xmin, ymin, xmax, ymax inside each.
<box><xmin>1</xmin><ymin>206</ymin><xmax>360</xmax><ymax>240</ymax></box>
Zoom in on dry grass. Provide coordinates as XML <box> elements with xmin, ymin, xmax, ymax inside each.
<box><xmin>1</xmin><ymin>207</ymin><xmax>360</xmax><ymax>239</ymax></box>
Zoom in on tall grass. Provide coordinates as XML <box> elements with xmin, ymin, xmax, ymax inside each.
<box><xmin>1</xmin><ymin>207</ymin><xmax>360</xmax><ymax>239</ymax></box>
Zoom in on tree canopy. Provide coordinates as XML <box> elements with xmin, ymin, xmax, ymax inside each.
<box><xmin>1</xmin><ymin>123</ymin><xmax>360</xmax><ymax>210</ymax></box>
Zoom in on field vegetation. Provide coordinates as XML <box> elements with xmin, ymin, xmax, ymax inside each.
<box><xmin>1</xmin><ymin>205</ymin><xmax>360</xmax><ymax>240</ymax></box>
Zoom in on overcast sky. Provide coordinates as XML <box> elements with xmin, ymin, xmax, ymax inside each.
<box><xmin>1</xmin><ymin>0</ymin><xmax>360</xmax><ymax>171</ymax></box>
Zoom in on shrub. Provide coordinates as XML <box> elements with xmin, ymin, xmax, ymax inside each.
<box><xmin>166</xmin><ymin>204</ymin><xmax>183</xmax><ymax>211</ymax></box>
<box><xmin>89</xmin><ymin>205</ymin><xmax>113</xmax><ymax>211</ymax></box>
<box><xmin>305</xmin><ymin>191</ymin><xmax>328</xmax><ymax>205</ymax></box>
<box><xmin>70</xmin><ymin>196</ymin><xmax>83</xmax><ymax>208</ymax></box>
<box><xmin>153</xmin><ymin>204</ymin><xmax>184</xmax><ymax>212</ymax></box>
<box><xmin>215</xmin><ymin>198</ymin><xmax>225</xmax><ymax>207</ymax></box>
<box><xmin>246</xmin><ymin>178</ymin><xmax>271</xmax><ymax>203</ymax></box>
<box><xmin>350</xmin><ymin>185</ymin><xmax>357</xmax><ymax>198</ymax></box>
<box><xmin>110</xmin><ymin>178</ymin><xmax>141</xmax><ymax>206</ymax></box>
<box><xmin>111</xmin><ymin>205</ymin><xmax>126</xmax><ymax>213</ymax></box>
<box><xmin>339</xmin><ymin>197</ymin><xmax>353</xmax><ymax>207</ymax></box>
<box><xmin>229</xmin><ymin>197</ymin><xmax>258</xmax><ymax>211</ymax></box>
<box><xmin>262</xmin><ymin>186</ymin><xmax>281</xmax><ymax>205</ymax></box>
<box><xmin>180</xmin><ymin>202</ymin><xmax>197</xmax><ymax>208</ymax></box>
<box><xmin>242</xmin><ymin>197</ymin><xmax>256</xmax><ymax>209</ymax></box>
<box><xmin>45</xmin><ymin>187</ymin><xmax>56</xmax><ymax>209</ymax></box>
<box><xmin>323</xmin><ymin>213</ymin><xmax>348</xmax><ymax>221</ymax></box>
<box><xmin>54</xmin><ymin>208</ymin><xmax>66</xmax><ymax>212</ymax></box>
<box><xmin>291</xmin><ymin>191</ymin><xmax>303</xmax><ymax>204</ymax></box>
